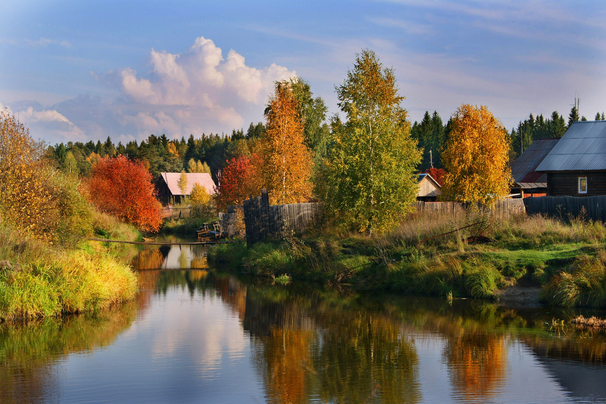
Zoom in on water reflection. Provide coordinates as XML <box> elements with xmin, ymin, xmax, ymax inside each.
<box><xmin>0</xmin><ymin>301</ymin><xmax>138</xmax><ymax>403</ymax></box>
<box><xmin>131</xmin><ymin>243</ymin><xmax>208</xmax><ymax>271</ymax></box>
<box><xmin>1</xmin><ymin>245</ymin><xmax>606</xmax><ymax>403</ymax></box>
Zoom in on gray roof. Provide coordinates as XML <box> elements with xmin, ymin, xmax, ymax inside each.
<box><xmin>536</xmin><ymin>121</ymin><xmax>606</xmax><ymax>172</ymax></box>
<box><xmin>511</xmin><ymin>138</ymin><xmax>559</xmax><ymax>183</ymax></box>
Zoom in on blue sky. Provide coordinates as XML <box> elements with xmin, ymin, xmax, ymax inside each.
<box><xmin>1</xmin><ymin>0</ymin><xmax>605</xmax><ymax>145</ymax></box>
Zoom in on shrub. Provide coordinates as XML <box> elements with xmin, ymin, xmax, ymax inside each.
<box><xmin>87</xmin><ymin>156</ymin><xmax>162</xmax><ymax>232</ymax></box>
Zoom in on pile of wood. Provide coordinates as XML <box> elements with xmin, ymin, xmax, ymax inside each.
<box><xmin>571</xmin><ymin>315</ymin><xmax>606</xmax><ymax>329</ymax></box>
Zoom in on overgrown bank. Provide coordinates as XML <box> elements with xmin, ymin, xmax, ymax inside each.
<box><xmin>209</xmin><ymin>211</ymin><xmax>606</xmax><ymax>308</ymax></box>
<box><xmin>0</xmin><ymin>211</ymin><xmax>140</xmax><ymax>321</ymax></box>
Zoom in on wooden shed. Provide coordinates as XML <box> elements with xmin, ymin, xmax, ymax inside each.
<box><xmin>535</xmin><ymin>121</ymin><xmax>606</xmax><ymax>196</ymax></box>
<box><xmin>157</xmin><ymin>172</ymin><xmax>216</xmax><ymax>205</ymax></box>
<box><xmin>510</xmin><ymin>138</ymin><xmax>559</xmax><ymax>198</ymax></box>
<box><xmin>417</xmin><ymin>173</ymin><xmax>441</xmax><ymax>201</ymax></box>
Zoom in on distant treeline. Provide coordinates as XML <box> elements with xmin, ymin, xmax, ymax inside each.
<box><xmin>48</xmin><ymin>101</ymin><xmax>605</xmax><ymax>182</ymax></box>
<box><xmin>411</xmin><ymin>105</ymin><xmax>605</xmax><ymax>172</ymax></box>
<box><xmin>47</xmin><ymin>122</ymin><xmax>266</xmax><ymax>184</ymax></box>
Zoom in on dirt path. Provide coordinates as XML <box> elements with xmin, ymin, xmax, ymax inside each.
<box><xmin>495</xmin><ymin>286</ymin><xmax>542</xmax><ymax>307</ymax></box>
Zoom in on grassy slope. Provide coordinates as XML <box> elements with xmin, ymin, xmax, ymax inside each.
<box><xmin>0</xmin><ymin>211</ymin><xmax>141</xmax><ymax>321</ymax></box>
<box><xmin>209</xmin><ymin>212</ymin><xmax>606</xmax><ymax>308</ymax></box>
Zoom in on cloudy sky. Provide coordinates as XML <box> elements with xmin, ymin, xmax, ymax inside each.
<box><xmin>1</xmin><ymin>0</ymin><xmax>605</xmax><ymax>145</ymax></box>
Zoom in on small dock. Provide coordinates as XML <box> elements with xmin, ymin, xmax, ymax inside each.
<box><xmin>85</xmin><ymin>238</ymin><xmax>226</xmax><ymax>246</ymax></box>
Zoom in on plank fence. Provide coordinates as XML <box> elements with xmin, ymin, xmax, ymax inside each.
<box><xmin>243</xmin><ymin>190</ymin><xmax>321</xmax><ymax>247</ymax></box>
<box><xmin>415</xmin><ymin>199</ymin><xmax>526</xmax><ymax>219</ymax></box>
<box><xmin>523</xmin><ymin>195</ymin><xmax>606</xmax><ymax>222</ymax></box>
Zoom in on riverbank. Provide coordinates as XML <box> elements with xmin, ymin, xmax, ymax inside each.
<box><xmin>209</xmin><ymin>211</ymin><xmax>606</xmax><ymax>308</ymax></box>
<box><xmin>0</xmin><ymin>211</ymin><xmax>140</xmax><ymax>321</ymax></box>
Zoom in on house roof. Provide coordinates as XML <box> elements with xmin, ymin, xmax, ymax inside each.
<box><xmin>511</xmin><ymin>138</ymin><xmax>559</xmax><ymax>183</ymax></box>
<box><xmin>418</xmin><ymin>173</ymin><xmax>442</xmax><ymax>188</ymax></box>
<box><xmin>536</xmin><ymin>121</ymin><xmax>606</xmax><ymax>172</ymax></box>
<box><xmin>161</xmin><ymin>172</ymin><xmax>216</xmax><ymax>196</ymax></box>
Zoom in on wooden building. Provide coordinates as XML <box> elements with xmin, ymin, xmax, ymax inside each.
<box><xmin>157</xmin><ymin>172</ymin><xmax>216</xmax><ymax>205</ymax></box>
<box><xmin>417</xmin><ymin>173</ymin><xmax>441</xmax><ymax>201</ymax></box>
<box><xmin>510</xmin><ymin>138</ymin><xmax>559</xmax><ymax>198</ymax></box>
<box><xmin>536</xmin><ymin>121</ymin><xmax>606</xmax><ymax>196</ymax></box>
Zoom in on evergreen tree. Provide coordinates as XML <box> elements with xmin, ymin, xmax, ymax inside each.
<box><xmin>411</xmin><ymin>110</ymin><xmax>444</xmax><ymax>170</ymax></box>
<box><xmin>568</xmin><ymin>106</ymin><xmax>580</xmax><ymax>128</ymax></box>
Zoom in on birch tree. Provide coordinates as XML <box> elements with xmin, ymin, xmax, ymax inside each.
<box><xmin>324</xmin><ymin>50</ymin><xmax>421</xmax><ymax>234</ymax></box>
<box><xmin>441</xmin><ymin>104</ymin><xmax>511</xmax><ymax>206</ymax></box>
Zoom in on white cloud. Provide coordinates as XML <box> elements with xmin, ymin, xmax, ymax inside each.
<box><xmin>24</xmin><ymin>37</ymin><xmax>72</xmax><ymax>48</ymax></box>
<box><xmin>105</xmin><ymin>36</ymin><xmax>296</xmax><ymax>138</ymax></box>
<box><xmin>0</xmin><ymin>102</ymin><xmax>86</xmax><ymax>143</ymax></box>
<box><xmin>3</xmin><ymin>37</ymin><xmax>296</xmax><ymax>143</ymax></box>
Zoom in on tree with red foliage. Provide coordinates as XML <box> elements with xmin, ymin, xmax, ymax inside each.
<box><xmin>215</xmin><ymin>154</ymin><xmax>262</xmax><ymax>212</ymax></box>
<box><xmin>422</xmin><ymin>167</ymin><xmax>446</xmax><ymax>187</ymax></box>
<box><xmin>88</xmin><ymin>155</ymin><xmax>162</xmax><ymax>232</ymax></box>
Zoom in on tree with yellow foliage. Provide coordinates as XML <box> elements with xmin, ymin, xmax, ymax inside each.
<box><xmin>190</xmin><ymin>183</ymin><xmax>211</xmax><ymax>206</ymax></box>
<box><xmin>178</xmin><ymin>170</ymin><xmax>188</xmax><ymax>195</ymax></box>
<box><xmin>262</xmin><ymin>81</ymin><xmax>313</xmax><ymax>205</ymax></box>
<box><xmin>441</xmin><ymin>105</ymin><xmax>512</xmax><ymax>206</ymax></box>
<box><xmin>0</xmin><ymin>108</ymin><xmax>56</xmax><ymax>237</ymax></box>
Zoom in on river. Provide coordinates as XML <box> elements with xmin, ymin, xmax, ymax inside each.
<box><xmin>1</xmin><ymin>243</ymin><xmax>606</xmax><ymax>403</ymax></box>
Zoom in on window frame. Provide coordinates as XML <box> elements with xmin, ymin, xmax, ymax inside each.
<box><xmin>578</xmin><ymin>176</ymin><xmax>588</xmax><ymax>194</ymax></box>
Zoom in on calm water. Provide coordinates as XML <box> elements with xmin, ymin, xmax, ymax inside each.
<box><xmin>2</xmin><ymin>244</ymin><xmax>606</xmax><ymax>403</ymax></box>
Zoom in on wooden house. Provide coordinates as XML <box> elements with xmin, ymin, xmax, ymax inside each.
<box><xmin>157</xmin><ymin>172</ymin><xmax>216</xmax><ymax>205</ymax></box>
<box><xmin>536</xmin><ymin>121</ymin><xmax>606</xmax><ymax>196</ymax></box>
<box><xmin>510</xmin><ymin>138</ymin><xmax>559</xmax><ymax>198</ymax></box>
<box><xmin>417</xmin><ymin>173</ymin><xmax>441</xmax><ymax>201</ymax></box>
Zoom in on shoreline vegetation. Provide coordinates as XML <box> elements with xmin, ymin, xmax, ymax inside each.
<box><xmin>209</xmin><ymin>210</ymin><xmax>606</xmax><ymax>309</ymax></box>
<box><xmin>0</xmin><ymin>211</ymin><xmax>140</xmax><ymax>321</ymax></box>
<box><xmin>0</xmin><ymin>109</ymin><xmax>140</xmax><ymax>322</ymax></box>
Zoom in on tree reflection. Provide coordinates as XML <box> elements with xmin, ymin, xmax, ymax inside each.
<box><xmin>245</xmin><ymin>287</ymin><xmax>422</xmax><ymax>404</ymax></box>
<box><xmin>0</xmin><ymin>301</ymin><xmax>138</xmax><ymax>403</ymax></box>
<box><xmin>445</xmin><ymin>332</ymin><xmax>507</xmax><ymax>402</ymax></box>
<box><xmin>131</xmin><ymin>248</ymin><xmax>165</xmax><ymax>270</ymax></box>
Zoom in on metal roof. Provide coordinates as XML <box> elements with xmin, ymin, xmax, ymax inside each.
<box><xmin>161</xmin><ymin>172</ymin><xmax>216</xmax><ymax>196</ymax></box>
<box><xmin>536</xmin><ymin>121</ymin><xmax>606</xmax><ymax>172</ymax></box>
<box><xmin>510</xmin><ymin>138</ymin><xmax>559</xmax><ymax>183</ymax></box>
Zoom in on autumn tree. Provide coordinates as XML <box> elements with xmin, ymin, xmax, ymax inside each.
<box><xmin>190</xmin><ymin>183</ymin><xmax>211</xmax><ymax>206</ymax></box>
<box><xmin>0</xmin><ymin>109</ymin><xmax>93</xmax><ymax>242</ymax></box>
<box><xmin>178</xmin><ymin>170</ymin><xmax>188</xmax><ymax>194</ymax></box>
<box><xmin>0</xmin><ymin>109</ymin><xmax>57</xmax><ymax>238</ymax></box>
<box><xmin>88</xmin><ymin>156</ymin><xmax>162</xmax><ymax>232</ymax></box>
<box><xmin>324</xmin><ymin>50</ymin><xmax>421</xmax><ymax>234</ymax></box>
<box><xmin>262</xmin><ymin>81</ymin><xmax>313</xmax><ymax>205</ymax></box>
<box><xmin>215</xmin><ymin>154</ymin><xmax>261</xmax><ymax>212</ymax></box>
<box><xmin>441</xmin><ymin>104</ymin><xmax>512</xmax><ymax>206</ymax></box>
<box><xmin>187</xmin><ymin>158</ymin><xmax>211</xmax><ymax>174</ymax></box>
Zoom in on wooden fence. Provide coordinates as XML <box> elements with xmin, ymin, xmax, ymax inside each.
<box><xmin>242</xmin><ymin>190</ymin><xmax>321</xmax><ymax>247</ymax></box>
<box><xmin>523</xmin><ymin>196</ymin><xmax>606</xmax><ymax>222</ymax></box>
<box><xmin>415</xmin><ymin>199</ymin><xmax>526</xmax><ymax>219</ymax></box>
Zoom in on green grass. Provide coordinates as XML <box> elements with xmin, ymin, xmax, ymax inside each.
<box><xmin>208</xmin><ymin>212</ymin><xmax>606</xmax><ymax>308</ymax></box>
<box><xmin>0</xmin><ymin>212</ymin><xmax>140</xmax><ymax>321</ymax></box>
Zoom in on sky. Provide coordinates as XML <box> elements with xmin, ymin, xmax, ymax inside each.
<box><xmin>1</xmin><ymin>0</ymin><xmax>605</xmax><ymax>146</ymax></box>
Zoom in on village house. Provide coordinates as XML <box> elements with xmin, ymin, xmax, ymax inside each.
<box><xmin>417</xmin><ymin>173</ymin><xmax>441</xmax><ymax>201</ymax></box>
<box><xmin>535</xmin><ymin>121</ymin><xmax>606</xmax><ymax>197</ymax></box>
<box><xmin>157</xmin><ymin>172</ymin><xmax>216</xmax><ymax>205</ymax></box>
<box><xmin>510</xmin><ymin>138</ymin><xmax>559</xmax><ymax>198</ymax></box>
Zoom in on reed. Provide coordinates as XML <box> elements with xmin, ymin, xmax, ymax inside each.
<box><xmin>0</xmin><ymin>214</ymin><xmax>139</xmax><ymax>321</ymax></box>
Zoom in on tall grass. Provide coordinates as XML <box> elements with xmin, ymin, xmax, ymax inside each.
<box><xmin>208</xmin><ymin>209</ymin><xmax>606</xmax><ymax>306</ymax></box>
<box><xmin>0</xmin><ymin>212</ymin><xmax>139</xmax><ymax>321</ymax></box>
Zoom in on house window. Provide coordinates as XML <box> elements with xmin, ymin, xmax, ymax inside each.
<box><xmin>578</xmin><ymin>177</ymin><xmax>588</xmax><ymax>194</ymax></box>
